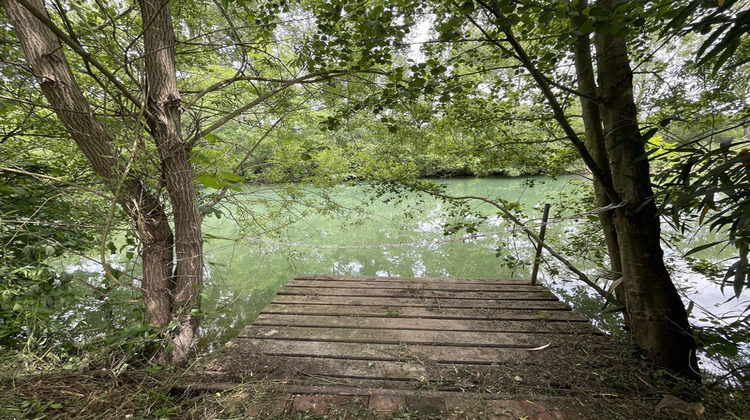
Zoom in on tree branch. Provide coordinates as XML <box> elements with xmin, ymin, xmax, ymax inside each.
<box><xmin>189</xmin><ymin>69</ymin><xmax>360</xmax><ymax>145</ymax></box>
<box><xmin>0</xmin><ymin>165</ymin><xmax>109</xmax><ymax>198</ymax></box>
<box><xmin>425</xmin><ymin>189</ymin><xmax>622</xmax><ymax>306</ymax></box>
<box><xmin>13</xmin><ymin>0</ymin><xmax>145</xmax><ymax>113</ymax></box>
<box><xmin>468</xmin><ymin>0</ymin><xmax>622</xmax><ymax>204</ymax></box>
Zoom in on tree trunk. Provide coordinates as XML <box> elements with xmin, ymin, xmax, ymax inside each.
<box><xmin>138</xmin><ymin>0</ymin><xmax>203</xmax><ymax>365</ymax></box>
<box><xmin>482</xmin><ymin>0</ymin><xmax>698</xmax><ymax>379</ymax></box>
<box><xmin>570</xmin><ymin>0</ymin><xmax>624</xmax><ymax>302</ymax></box>
<box><xmin>2</xmin><ymin>0</ymin><xmax>199</xmax><ymax>364</ymax></box>
<box><xmin>594</xmin><ymin>0</ymin><xmax>699</xmax><ymax>380</ymax></box>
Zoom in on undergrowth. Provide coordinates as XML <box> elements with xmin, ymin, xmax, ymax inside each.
<box><xmin>0</xmin><ymin>337</ymin><xmax>748</xmax><ymax>419</ymax></box>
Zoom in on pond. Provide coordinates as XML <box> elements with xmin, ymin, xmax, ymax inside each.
<box><xmin>63</xmin><ymin>175</ymin><xmax>746</xmax><ymax>371</ymax></box>
<box><xmin>192</xmin><ymin>176</ymin><xmax>746</xmax><ymax>357</ymax></box>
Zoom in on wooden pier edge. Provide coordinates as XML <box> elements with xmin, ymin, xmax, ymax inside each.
<box><xmin>179</xmin><ymin>275</ymin><xmax>661</xmax><ymax>419</ymax></box>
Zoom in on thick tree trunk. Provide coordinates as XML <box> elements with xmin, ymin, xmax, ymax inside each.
<box><xmin>570</xmin><ymin>0</ymin><xmax>623</xmax><ymax>302</ymax></box>
<box><xmin>594</xmin><ymin>0</ymin><xmax>699</xmax><ymax>380</ymax></box>
<box><xmin>138</xmin><ymin>0</ymin><xmax>203</xmax><ymax>364</ymax></box>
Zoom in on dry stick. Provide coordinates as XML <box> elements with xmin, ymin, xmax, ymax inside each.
<box><xmin>530</xmin><ymin>203</ymin><xmax>551</xmax><ymax>286</ymax></box>
<box><xmin>429</xmin><ymin>191</ymin><xmax>622</xmax><ymax>307</ymax></box>
<box><xmin>1</xmin><ymin>220</ymin><xmax>127</xmax><ymax>230</ymax></box>
<box><xmin>0</xmin><ymin>166</ymin><xmax>109</xmax><ymax>197</ymax></box>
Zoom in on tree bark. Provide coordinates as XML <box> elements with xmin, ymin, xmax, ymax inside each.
<box><xmin>594</xmin><ymin>0</ymin><xmax>699</xmax><ymax>380</ymax></box>
<box><xmin>476</xmin><ymin>0</ymin><xmax>698</xmax><ymax>379</ymax></box>
<box><xmin>570</xmin><ymin>0</ymin><xmax>624</xmax><ymax>302</ymax></box>
<box><xmin>138</xmin><ymin>0</ymin><xmax>203</xmax><ymax>364</ymax></box>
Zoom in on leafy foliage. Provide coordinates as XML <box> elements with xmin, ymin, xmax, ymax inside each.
<box><xmin>654</xmin><ymin>0</ymin><xmax>750</xmax><ymax>298</ymax></box>
<box><xmin>0</xmin><ymin>163</ymin><xmax>97</xmax><ymax>350</ymax></box>
<box><xmin>0</xmin><ymin>0</ymin><xmax>748</xmax><ymax>384</ymax></box>
<box><xmin>665</xmin><ymin>0</ymin><xmax>750</xmax><ymax>72</ymax></box>
<box><xmin>657</xmin><ymin>137</ymin><xmax>750</xmax><ymax>297</ymax></box>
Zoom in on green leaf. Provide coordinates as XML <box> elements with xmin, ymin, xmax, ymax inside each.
<box><xmin>539</xmin><ymin>10</ymin><xmax>554</xmax><ymax>25</ymax></box>
<box><xmin>196</xmin><ymin>174</ymin><xmax>224</xmax><ymax>189</ymax></box>
<box><xmin>458</xmin><ymin>1</ymin><xmax>475</xmax><ymax>14</ymax></box>
<box><xmin>588</xmin><ymin>6</ymin><xmax>610</xmax><ymax>17</ymax></box>
<box><xmin>44</xmin><ymin>245</ymin><xmax>55</xmax><ymax>257</ymax></box>
<box><xmin>640</xmin><ymin>127</ymin><xmax>659</xmax><ymax>143</ymax></box>
<box><xmin>685</xmin><ymin>241</ymin><xmax>725</xmax><ymax>256</ymax></box>
<box><xmin>220</xmin><ymin>171</ymin><xmax>244</xmax><ymax>182</ymax></box>
<box><xmin>578</xmin><ymin>20</ymin><xmax>595</xmax><ymax>34</ymax></box>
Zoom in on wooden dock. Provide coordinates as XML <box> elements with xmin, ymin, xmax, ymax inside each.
<box><xmin>186</xmin><ymin>275</ymin><xmax>660</xmax><ymax>419</ymax></box>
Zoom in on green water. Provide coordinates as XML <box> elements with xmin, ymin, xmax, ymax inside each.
<box><xmin>197</xmin><ymin>176</ymin><xmax>559</xmax><ymax>350</ymax></box>
<box><xmin>194</xmin><ymin>176</ymin><xmax>743</xmax><ymax>352</ymax></box>
<box><xmin>60</xmin><ymin>176</ymin><xmax>743</xmax><ymax>355</ymax></box>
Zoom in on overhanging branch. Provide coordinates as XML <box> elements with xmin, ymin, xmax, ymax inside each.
<box><xmin>189</xmin><ymin>69</ymin><xmax>374</xmax><ymax>146</ymax></box>
<box><xmin>426</xmin><ymin>189</ymin><xmax>623</xmax><ymax>307</ymax></box>
<box><xmin>14</xmin><ymin>0</ymin><xmax>145</xmax><ymax>113</ymax></box>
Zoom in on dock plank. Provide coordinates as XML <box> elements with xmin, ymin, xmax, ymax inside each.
<box><xmin>252</xmin><ymin>314</ymin><xmax>598</xmax><ymax>333</ymax></box>
<box><xmin>224</xmin><ymin>338</ymin><xmax>534</xmax><ymax>364</ymax></box>
<box><xmin>260</xmin><ymin>303</ymin><xmax>588</xmax><ymax>321</ymax></box>
<box><xmin>270</xmin><ymin>294</ymin><xmax>570</xmax><ymax>309</ymax></box>
<box><xmin>293</xmin><ymin>274</ymin><xmax>531</xmax><ymax>284</ymax></box>
<box><xmin>287</xmin><ymin>279</ymin><xmax>546</xmax><ymax>291</ymax></box>
<box><xmin>276</xmin><ymin>286</ymin><xmax>558</xmax><ymax>300</ymax></box>
<box><xmin>239</xmin><ymin>325</ymin><xmax>559</xmax><ymax>348</ymax></box>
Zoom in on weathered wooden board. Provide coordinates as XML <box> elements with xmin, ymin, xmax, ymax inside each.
<box><xmin>225</xmin><ymin>338</ymin><xmax>534</xmax><ymax>364</ymax></box>
<box><xmin>287</xmin><ymin>279</ymin><xmax>545</xmax><ymax>291</ymax></box>
<box><xmin>270</xmin><ymin>294</ymin><xmax>570</xmax><ymax>309</ymax></box>
<box><xmin>239</xmin><ymin>325</ymin><xmax>558</xmax><ymax>348</ymax></box>
<box><xmin>252</xmin><ymin>314</ymin><xmax>597</xmax><ymax>333</ymax></box>
<box><xmin>205</xmin><ymin>275</ymin><xmax>603</xmax><ymax>395</ymax></box>
<box><xmin>294</xmin><ymin>274</ymin><xmax>531</xmax><ymax>284</ymax></box>
<box><xmin>260</xmin><ymin>303</ymin><xmax>588</xmax><ymax>321</ymax></box>
<box><xmin>277</xmin><ymin>286</ymin><xmax>558</xmax><ymax>300</ymax></box>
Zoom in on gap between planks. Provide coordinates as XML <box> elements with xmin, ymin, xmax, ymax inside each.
<box><xmin>277</xmin><ymin>286</ymin><xmax>558</xmax><ymax>301</ymax></box>
<box><xmin>269</xmin><ymin>295</ymin><xmax>571</xmax><ymax>309</ymax></box>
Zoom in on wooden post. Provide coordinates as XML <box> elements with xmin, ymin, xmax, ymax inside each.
<box><xmin>530</xmin><ymin>203</ymin><xmax>551</xmax><ymax>286</ymax></box>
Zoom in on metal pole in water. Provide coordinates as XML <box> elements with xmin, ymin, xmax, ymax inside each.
<box><xmin>530</xmin><ymin>203</ymin><xmax>551</xmax><ymax>286</ymax></box>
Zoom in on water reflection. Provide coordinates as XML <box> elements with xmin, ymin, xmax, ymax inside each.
<box><xmin>65</xmin><ymin>176</ymin><xmax>745</xmax><ymax>363</ymax></box>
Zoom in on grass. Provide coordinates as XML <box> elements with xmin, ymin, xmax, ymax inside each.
<box><xmin>0</xmin><ymin>343</ymin><xmax>748</xmax><ymax>419</ymax></box>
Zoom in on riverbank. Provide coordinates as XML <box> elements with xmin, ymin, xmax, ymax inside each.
<box><xmin>1</xmin><ymin>335</ymin><xmax>748</xmax><ymax>419</ymax></box>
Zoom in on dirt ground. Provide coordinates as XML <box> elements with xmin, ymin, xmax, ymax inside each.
<box><xmin>173</xmin><ymin>331</ymin><xmax>736</xmax><ymax>419</ymax></box>
<box><xmin>1</xmin><ymin>332</ymin><xmax>747</xmax><ymax>419</ymax></box>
